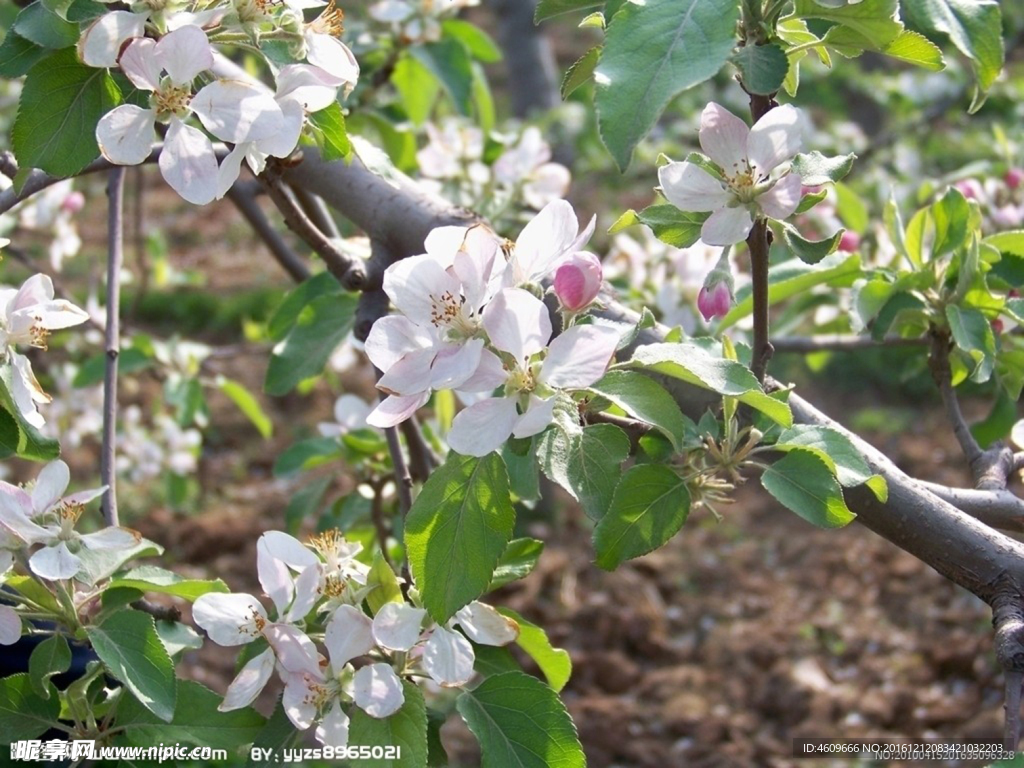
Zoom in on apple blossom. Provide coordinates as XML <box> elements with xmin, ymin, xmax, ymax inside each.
<box><xmin>1006</xmin><ymin>169</ymin><xmax>1024</xmax><ymax>190</ymax></box>
<box><xmin>370</xmin><ymin>0</ymin><xmax>479</xmax><ymax>43</ymax></box>
<box><xmin>318</xmin><ymin>394</ymin><xmax>373</xmax><ymax>437</ymax></box>
<box><xmin>554</xmin><ymin>251</ymin><xmax>603</xmax><ymax>312</ymax></box>
<box><xmin>696</xmin><ymin>250</ymin><xmax>735</xmax><ymax>322</ymax></box>
<box><xmin>504</xmin><ymin>199</ymin><xmax>596</xmax><ymax>288</ymax></box>
<box><xmin>301</xmin><ymin>2</ymin><xmax>360</xmax><ymax>91</ymax></box>
<box><xmin>658</xmin><ymin>102</ymin><xmax>803</xmax><ymax>246</ymax></box>
<box><xmin>493</xmin><ymin>127</ymin><xmax>571</xmax><ymax>210</ymax></box>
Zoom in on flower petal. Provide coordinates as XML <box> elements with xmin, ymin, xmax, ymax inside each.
<box><xmin>512</xmin><ymin>200</ymin><xmax>580</xmax><ymax>284</ymax></box>
<box><xmin>305</xmin><ymin>34</ymin><xmax>360</xmax><ymax>88</ymax></box>
<box><xmin>276</xmin><ymin>64</ymin><xmax>340</xmax><ymax>113</ymax></box>
<box><xmin>215</xmin><ymin>143</ymin><xmax>247</xmax><ymax>200</ymax></box>
<box><xmin>255</xmin><ymin>99</ymin><xmax>305</xmax><ymax>159</ymax></box>
<box><xmin>159</xmin><ymin>118</ymin><xmax>219</xmax><ymax>205</ymax></box>
<box><xmin>119</xmin><ymin>38</ymin><xmax>161</xmax><ymax>92</ymax></box>
<box><xmin>29</xmin><ymin>542</ymin><xmax>82</xmax><ymax>581</ymax></box>
<box><xmin>261</xmin><ymin>530</ymin><xmax>320</xmax><ymax>569</ymax></box>
<box><xmin>97</xmin><ymin>105</ymin><xmax>156</xmax><ymax>166</ymax></box>
<box><xmin>365</xmin><ymin>392</ymin><xmax>430</xmax><ymax>429</ymax></box>
<box><xmin>700</xmin><ymin>206</ymin><xmax>753</xmax><ymax>247</ymax></box>
<box><xmin>191</xmin><ymin>80</ymin><xmax>284</xmax><ymax>143</ymax></box>
<box><xmin>364</xmin><ymin>315</ymin><xmax>432</xmax><ymax>373</ymax></box>
<box><xmin>0</xmin><ymin>605</ymin><xmax>21</xmax><ymax>645</ymax></box>
<box><xmin>758</xmin><ymin>173</ymin><xmax>802</xmax><ymax>220</ymax></box>
<box><xmin>192</xmin><ymin>592</ymin><xmax>267</xmax><ymax>646</ymax></box>
<box><xmin>539</xmin><ymin>323</ymin><xmax>621</xmax><ymax>389</ymax></box>
<box><xmin>448</xmin><ymin>397</ymin><xmax>519</xmax><ymax>457</ymax></box>
<box><xmin>746</xmin><ymin>103</ymin><xmax>802</xmax><ymax>176</ymax></box>
<box><xmin>378</xmin><ymin>347</ymin><xmax>437</xmax><ymax>397</ymax></box>
<box><xmin>658</xmin><ymin>162</ymin><xmax>729</xmax><ymax>213</ymax></box>
<box><xmin>283</xmin><ymin>671</ymin><xmax>322</xmax><ymax>730</ymax></box>
<box><xmin>454</xmin><ymin>349</ymin><xmax>507</xmax><ymax>394</ymax></box>
<box><xmin>155</xmin><ymin>25</ymin><xmax>213</xmax><ymax>85</ymax></box>
<box><xmin>512</xmin><ymin>396</ymin><xmax>555</xmax><ymax>439</ymax></box>
<box><xmin>699</xmin><ymin>102</ymin><xmax>750</xmax><ymax>176</ymax></box>
<box><xmin>353</xmin><ymin>663</ymin><xmax>404</xmax><ymax>718</ymax></box>
<box><xmin>325</xmin><ymin>604</ymin><xmax>375</xmax><ymax>670</ymax></box>
<box><xmin>78</xmin><ymin>11</ymin><xmax>146</xmax><ymax>69</ymax></box>
<box><xmin>429</xmin><ymin>339</ymin><xmax>483</xmax><ymax>391</ymax></box>
<box><xmin>422</xmin><ymin>626</ymin><xmax>474</xmax><ymax>687</ymax></box>
<box><xmin>482</xmin><ymin>288</ymin><xmax>551</xmax><ymax>361</ymax></box>
<box><xmin>81</xmin><ymin>526</ymin><xmax>140</xmax><ymax>551</ymax></box>
<box><xmin>316</xmin><ymin>701</ymin><xmax>350</xmax><ymax>748</ymax></box>
<box><xmin>0</xmin><ymin>483</ymin><xmax>33</xmax><ymax>522</ymax></box>
<box><xmin>382</xmin><ymin>254</ymin><xmax>459</xmax><ymax>329</ymax></box>
<box><xmin>219</xmin><ymin>648</ymin><xmax>275</xmax><ymax>711</ymax></box>
<box><xmin>372</xmin><ymin>602</ymin><xmax>426</xmax><ymax>652</ymax></box>
<box><xmin>265</xmin><ymin>623</ymin><xmax>321</xmax><ymax>675</ymax></box>
<box><xmin>455</xmin><ymin>602</ymin><xmax>519</xmax><ymax>646</ymax></box>
<box><xmin>31</xmin><ymin>460</ymin><xmax>69</xmax><ymax>516</ymax></box>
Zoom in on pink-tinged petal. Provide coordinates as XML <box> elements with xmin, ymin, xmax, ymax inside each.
<box><xmin>378</xmin><ymin>347</ymin><xmax>437</xmax><ymax>396</ymax></box>
<box><xmin>453</xmin><ymin>349</ymin><xmax>506</xmax><ymax>394</ymax></box>
<box><xmin>97</xmin><ymin>105</ymin><xmax>156</xmax><ymax>166</ymax></box>
<box><xmin>700</xmin><ymin>206</ymin><xmax>754</xmax><ymax>247</ymax></box>
<box><xmin>353</xmin><ymin>663</ymin><xmax>404</xmax><ymax>718</ymax></box>
<box><xmin>159</xmin><ymin>118</ymin><xmax>219</xmax><ymax>205</ymax></box>
<box><xmin>255</xmin><ymin>99</ymin><xmax>305</xmax><ymax>159</ymax></box>
<box><xmin>0</xmin><ymin>510</ymin><xmax>50</xmax><ymax>545</ymax></box>
<box><xmin>192</xmin><ymin>80</ymin><xmax>284</xmax><ymax>143</ymax></box>
<box><xmin>746</xmin><ymin>103</ymin><xmax>802</xmax><ymax>176</ymax></box>
<box><xmin>265</xmin><ymin>624</ymin><xmax>321</xmax><ymax>675</ymax></box>
<box><xmin>430</xmin><ymin>339</ymin><xmax>483</xmax><ymax>391</ymax></box>
<box><xmin>382</xmin><ymin>254</ymin><xmax>460</xmax><ymax>328</ymax></box>
<box><xmin>316</xmin><ymin>701</ymin><xmax>350</xmax><ymax>748</ymax></box>
<box><xmin>155</xmin><ymin>25</ymin><xmax>213</xmax><ymax>85</ymax></box>
<box><xmin>193</xmin><ymin>592</ymin><xmax>267</xmax><ymax>646</ymax></box>
<box><xmin>365</xmin><ymin>315</ymin><xmax>432</xmax><ymax>372</ymax></box>
<box><xmin>325</xmin><ymin>604</ymin><xmax>375</xmax><ymax>670</ymax></box>
<box><xmin>455</xmin><ymin>602</ymin><xmax>519</xmax><ymax>646</ymax></box>
<box><xmin>422</xmin><ymin>626</ymin><xmax>474</xmax><ymax>687</ymax></box>
<box><xmin>167</xmin><ymin>8</ymin><xmax>228</xmax><ymax>30</ymax></box>
<box><xmin>366</xmin><ymin>392</ymin><xmax>430</xmax><ymax>429</ymax></box>
<box><xmin>31</xmin><ymin>460</ymin><xmax>69</xmax><ymax>515</ymax></box>
<box><xmin>448</xmin><ymin>397</ymin><xmax>519</xmax><ymax>457</ymax></box>
<box><xmin>512</xmin><ymin>396</ymin><xmax>555</xmax><ymax>439</ymax></box>
<box><xmin>482</xmin><ymin>288</ymin><xmax>551</xmax><ymax>360</ymax></box>
<box><xmin>0</xmin><ymin>605</ymin><xmax>21</xmax><ymax>645</ymax></box>
<box><xmin>758</xmin><ymin>173</ymin><xmax>802</xmax><ymax>220</ymax></box>
<box><xmin>0</xmin><ymin>483</ymin><xmax>34</xmax><ymax>522</ymax></box>
<box><xmin>372</xmin><ymin>603</ymin><xmax>426</xmax><ymax>652</ymax></box>
<box><xmin>78</xmin><ymin>11</ymin><xmax>146</xmax><ymax>69</ymax></box>
<box><xmin>219</xmin><ymin>648</ymin><xmax>275</xmax><ymax>711</ymax></box>
<box><xmin>540</xmin><ymin>324</ymin><xmax>621</xmax><ymax>389</ymax></box>
<box><xmin>81</xmin><ymin>527</ymin><xmax>140</xmax><ymax>551</ymax></box>
<box><xmin>276</xmin><ymin>64</ymin><xmax>340</xmax><ymax>112</ymax></box>
<box><xmin>283</xmin><ymin>671</ymin><xmax>322</xmax><ymax>730</ymax></box>
<box><xmin>257</xmin><ymin>543</ymin><xmax>294</xmax><ymax>617</ymax></box>
<box><xmin>553</xmin><ymin>251</ymin><xmax>602</xmax><ymax>311</ymax></box>
<box><xmin>119</xmin><ymin>38</ymin><xmax>161</xmax><ymax>92</ymax></box>
<box><xmin>305</xmin><ymin>34</ymin><xmax>360</xmax><ymax>88</ymax></box>
<box><xmin>698</xmin><ymin>102</ymin><xmax>750</xmax><ymax>176</ymax></box>
<box><xmin>29</xmin><ymin>543</ymin><xmax>81</xmax><ymax>581</ymax></box>
<box><xmin>567</xmin><ymin>214</ymin><xmax>597</xmax><ymax>255</ymax></box>
<box><xmin>697</xmin><ymin>281</ymin><xmax>732</xmax><ymax>321</ymax></box>
<box><xmin>658</xmin><ymin>162</ymin><xmax>729</xmax><ymax>213</ymax></box>
<box><xmin>512</xmin><ymin>200</ymin><xmax>580</xmax><ymax>284</ymax></box>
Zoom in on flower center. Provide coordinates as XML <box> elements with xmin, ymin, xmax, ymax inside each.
<box><xmin>504</xmin><ymin>364</ymin><xmax>535</xmax><ymax>396</ymax></box>
<box><xmin>429</xmin><ymin>291</ymin><xmax>477</xmax><ymax>339</ymax></box>
<box><xmin>309</xmin><ymin>1</ymin><xmax>344</xmax><ymax>36</ymax></box>
<box><xmin>235</xmin><ymin>0</ymin><xmax>277</xmax><ymax>23</ymax></box>
<box><xmin>153</xmin><ymin>84</ymin><xmax>192</xmax><ymax>120</ymax></box>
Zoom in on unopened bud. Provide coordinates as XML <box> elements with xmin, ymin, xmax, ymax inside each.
<box><xmin>838</xmin><ymin>230</ymin><xmax>860</xmax><ymax>253</ymax></box>
<box><xmin>954</xmin><ymin>179</ymin><xmax>984</xmax><ymax>201</ymax></box>
<box><xmin>697</xmin><ymin>251</ymin><xmax>734</xmax><ymax>322</ymax></box>
<box><xmin>61</xmin><ymin>191</ymin><xmax>85</xmax><ymax>214</ymax></box>
<box><xmin>553</xmin><ymin>251</ymin><xmax>602</xmax><ymax>311</ymax></box>
<box><xmin>992</xmin><ymin>318</ymin><xmax>1005</xmax><ymax>335</ymax></box>
<box><xmin>1006</xmin><ymin>168</ymin><xmax>1024</xmax><ymax>190</ymax></box>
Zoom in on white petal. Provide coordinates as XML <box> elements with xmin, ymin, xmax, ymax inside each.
<box><xmin>370</xmin><ymin>0</ymin><xmax>414</xmax><ymax>22</ymax></box>
<box><xmin>0</xmin><ymin>483</ymin><xmax>34</xmax><ymax>522</ymax></box>
<box><xmin>256</xmin><ymin>99</ymin><xmax>305</xmax><ymax>159</ymax></box>
<box><xmin>658</xmin><ymin>162</ymin><xmax>729</xmax><ymax>213</ymax></box>
<box><xmin>378</xmin><ymin>347</ymin><xmax>437</xmax><ymax>396</ymax></box>
<box><xmin>31</xmin><ymin>460</ymin><xmax>69</xmax><ymax>515</ymax></box>
<box><xmin>29</xmin><ymin>543</ymin><xmax>82</xmax><ymax>581</ymax></box>
<box><xmin>512</xmin><ymin>396</ymin><xmax>555</xmax><ymax>439</ymax></box>
<box><xmin>215</xmin><ymin>143</ymin><xmax>247</xmax><ymax>200</ymax></box>
<box><xmin>276</xmin><ymin>64</ymin><xmax>340</xmax><ymax>112</ymax></box>
<box><xmin>452</xmin><ymin>231</ymin><xmax>501</xmax><ymax>311</ymax></box>
<box><xmin>159</xmin><ymin>118</ymin><xmax>219</xmax><ymax>205</ymax></box>
<box><xmin>192</xmin><ymin>80</ymin><xmax>284</xmax><ymax>143</ymax></box>
<box><xmin>97</xmin><ymin>105</ymin><xmax>156</xmax><ymax>166</ymax></box>
<box><xmin>81</xmin><ymin>527</ymin><xmax>140</xmax><ymax>551</ymax></box>
<box><xmin>325</xmin><ymin>604</ymin><xmax>375</xmax><ymax>670</ymax></box>
<box><xmin>333</xmin><ymin>394</ymin><xmax>371</xmax><ymax>430</ymax></box>
<box><xmin>265</xmin><ymin>623</ymin><xmax>321</xmax><ymax>675</ymax></box>
<box><xmin>219</xmin><ymin>648</ymin><xmax>275</xmax><ymax>711</ymax></box>
<box><xmin>24</xmin><ymin>301</ymin><xmax>90</xmax><ymax>331</ymax></box>
<box><xmin>305</xmin><ymin>34</ymin><xmax>360</xmax><ymax>87</ymax></box>
<box><xmin>365</xmin><ymin>392</ymin><xmax>430</xmax><ymax>429</ymax></box>
<box><xmin>746</xmin><ymin>104</ymin><xmax>802</xmax><ymax>176</ymax></box>
<box><xmin>0</xmin><ymin>550</ymin><xmax>13</xmax><ymax>577</ymax></box>
<box><xmin>63</xmin><ymin>487</ymin><xmax>107</xmax><ymax>507</ymax></box>
<box><xmin>699</xmin><ymin>102</ymin><xmax>750</xmax><ymax>176</ymax></box>
<box><xmin>10</xmin><ymin>274</ymin><xmax>54</xmax><ymax>311</ymax></box>
<box><xmin>422</xmin><ymin>626</ymin><xmax>474</xmax><ymax>687</ymax></box>
<box><xmin>192</xmin><ymin>592</ymin><xmax>266</xmax><ymax>646</ymax></box>
<box><xmin>10</xmin><ymin>354</ymin><xmax>47</xmax><ymax>428</ymax></box>
<box><xmin>0</xmin><ymin>605</ymin><xmax>21</xmax><ymax>645</ymax></box>
<box><xmin>315</xmin><ymin>702</ymin><xmax>350</xmax><ymax>748</ymax></box>
<box><xmin>522</xmin><ymin>163</ymin><xmax>571</xmax><ymax>209</ymax></box>
<box><xmin>166</xmin><ymin>8</ymin><xmax>228</xmax><ymax>30</ymax></box>
<box><xmin>155</xmin><ymin>25</ymin><xmax>213</xmax><ymax>85</ymax></box>
<box><xmin>119</xmin><ymin>38</ymin><xmax>161</xmax><ymax>92</ymax></box>
<box><xmin>429</xmin><ymin>339</ymin><xmax>483</xmax><ymax>391</ymax></box>
<box><xmin>758</xmin><ymin>173</ymin><xmax>802</xmax><ymax>220</ymax></box>
<box><xmin>700</xmin><ymin>206</ymin><xmax>754</xmax><ymax>247</ymax></box>
<box><xmin>261</xmin><ymin>531</ymin><xmax>320</xmax><ymax>569</ymax></box>
<box><xmin>372</xmin><ymin>603</ymin><xmax>426</xmax><ymax>652</ymax></box>
<box><xmin>0</xmin><ymin>508</ymin><xmax>50</xmax><ymax>544</ymax></box>
<box><xmin>78</xmin><ymin>11</ymin><xmax>146</xmax><ymax>69</ymax></box>
<box><xmin>364</xmin><ymin>315</ymin><xmax>433</xmax><ymax>372</ymax></box>
<box><xmin>539</xmin><ymin>323</ymin><xmax>621</xmax><ymax>389</ymax></box>
<box><xmin>284</xmin><ymin>563</ymin><xmax>321</xmax><ymax>623</ymax></box>
<box><xmin>482</xmin><ymin>288</ymin><xmax>551</xmax><ymax>361</ymax></box>
<box><xmin>455</xmin><ymin>602</ymin><xmax>519</xmax><ymax>646</ymax></box>
<box><xmin>382</xmin><ymin>254</ymin><xmax>460</xmax><ymax>328</ymax></box>
<box><xmin>423</xmin><ymin>226</ymin><xmax>469</xmax><ymax>266</ymax></box>
<box><xmin>353</xmin><ymin>663</ymin><xmax>404</xmax><ymax>718</ymax></box>
<box><xmin>513</xmin><ymin>200</ymin><xmax>579</xmax><ymax>284</ymax></box>
<box><xmin>448</xmin><ymin>398</ymin><xmax>518</xmax><ymax>457</ymax></box>
<box><xmin>283</xmin><ymin>671</ymin><xmax>322</xmax><ymax>730</ymax></box>
<box><xmin>454</xmin><ymin>349</ymin><xmax>506</xmax><ymax>394</ymax></box>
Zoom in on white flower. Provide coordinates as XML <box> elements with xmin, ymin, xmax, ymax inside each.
<box><xmin>318</xmin><ymin>394</ymin><xmax>373</xmax><ymax>437</ymax></box>
<box><xmin>302</xmin><ymin>2</ymin><xmax>360</xmax><ymax>91</ymax></box>
<box><xmin>658</xmin><ymin>102</ymin><xmax>803</xmax><ymax>246</ymax></box>
<box><xmin>493</xmin><ymin>127</ymin><xmax>571</xmax><ymax>210</ymax></box>
<box><xmin>504</xmin><ymin>200</ymin><xmax>596</xmax><ymax>288</ymax></box>
<box><xmin>0</xmin><ymin>274</ymin><xmax>89</xmax><ymax>352</ymax></box>
<box><xmin>78</xmin><ymin>8</ymin><xmax>226</xmax><ymax>68</ymax></box>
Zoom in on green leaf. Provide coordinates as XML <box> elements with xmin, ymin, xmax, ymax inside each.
<box><xmin>29</xmin><ymin>634</ymin><xmax>71</xmax><ymax>699</ymax></box>
<box><xmin>456</xmin><ymin>671</ymin><xmax>585</xmax><ymax>768</ymax></box>
<box><xmin>882</xmin><ymin>29</ymin><xmax>946</xmax><ymax>70</ymax></box>
<box><xmin>86</xmin><ymin>611</ymin><xmax>176</xmax><ymax>722</ymax></box>
<box><xmin>588</xmin><ymin>370</ymin><xmax>687</xmax><ymax>450</ymax></box>
<box><xmin>498</xmin><ymin>608</ymin><xmax>572</xmax><ymax>692</ymax></box>
<box><xmin>217</xmin><ymin>376</ymin><xmax>273</xmax><ymax>438</ymax></box>
<box><xmin>622</xmin><ymin>343</ymin><xmax>793</xmax><ymax>426</ymax></box>
<box><xmin>781</xmin><ymin>222</ymin><xmax>843</xmax><ymax>265</ymax></box>
<box><xmin>366</xmin><ymin>553</ymin><xmax>405</xmax><ymax>615</ymax></box>
<box><xmin>593</xmin><ymin>464</ymin><xmax>690</xmax><ymax>570</ymax></box>
<box><xmin>636</xmin><ymin>204</ymin><xmax>709</xmax><ymax>249</ymax></box>
<box><xmin>731</xmin><ymin>43</ymin><xmax>789</xmax><ymax>95</ymax></box>
<box><xmin>0</xmin><ymin>29</ymin><xmax>47</xmax><ymax>77</ymax></box>
<box><xmin>273</xmin><ymin>436</ymin><xmax>343</xmax><ymax>476</ymax></box>
<box><xmin>595</xmin><ymin>0</ymin><xmax>740</xmax><ymax>170</ymax></box>
<box><xmin>284</xmin><ymin>475</ymin><xmax>331</xmax><ymax>533</ymax></box>
<box><xmin>107</xmin><ymin>566</ymin><xmax>229</xmax><ymax>602</ymax></box>
<box><xmin>42</xmin><ymin>0</ymin><xmax>76</xmax><ymax>20</ymax></box>
<box><xmin>309</xmin><ymin>102</ymin><xmax>352</xmax><ymax>163</ymax></box>
<box><xmin>946</xmin><ymin>304</ymin><xmax>995</xmax><ymax>383</ymax></box>
<box><xmin>535</xmin><ymin>0</ymin><xmax>603</xmax><ymax>22</ymax></box>
<box><xmin>931</xmin><ymin>186</ymin><xmax>971</xmax><ymax>259</ymax></box>
<box><xmin>537</xmin><ymin>423</ymin><xmax>630</xmax><ymax>520</ymax></box>
<box><xmin>13</xmin><ymin>48</ymin><xmax>121</xmax><ymax>177</ymax></box>
<box><xmin>985</xmin><ymin>231</ymin><xmax>1024</xmax><ymax>258</ymax></box>
<box><xmin>970</xmin><ymin>387</ymin><xmax>1016</xmax><ymax>449</ymax></box>
<box><xmin>405</xmin><ymin>453</ymin><xmax>516</xmax><ymax>623</ymax></box>
<box><xmin>0</xmin><ymin>365</ymin><xmax>61</xmax><ymax>461</ymax></box>
<box><xmin>246</xmin><ymin>703</ymin><xmax>300</xmax><ymax>767</ymax></box>
<box><xmin>791</xmin><ymin>151</ymin><xmax>856</xmax><ymax>186</ymax></box>
<box><xmin>794</xmin><ymin>0</ymin><xmax>903</xmax><ymax>49</ymax></box>
<box><xmin>775</xmin><ymin>425</ymin><xmax>887</xmax><ymax>501</ymax></box>
<box><xmin>13</xmin><ymin>4</ymin><xmax>78</xmax><ymax>49</ymax></box>
<box><xmin>410</xmin><ymin>41</ymin><xmax>474</xmax><ymax>116</ymax></box>
<box><xmin>561</xmin><ymin>46</ymin><xmax>601</xmax><ymax>99</ymax></box>
<box><xmin>115</xmin><ymin>680</ymin><xmax>265</xmax><ymax>749</ymax></box>
<box><xmin>442</xmin><ymin>19</ymin><xmax>501</xmax><ymax>63</ymax></box>
<box><xmin>155</xmin><ymin>621</ymin><xmax>204</xmax><ymax>657</ymax></box>
<box><xmin>267</xmin><ymin>271</ymin><xmax>342</xmax><ymax>341</ymax></box>
<box><xmin>348</xmin><ymin>681</ymin><xmax>428</xmax><ymax>768</ymax></box>
<box><xmin>489</xmin><ymin>538</ymin><xmax>545</xmax><ymax>590</ymax></box>
<box><xmin>902</xmin><ymin>0</ymin><xmax>1003</xmax><ymax>112</ymax></box>
<box><xmin>761</xmin><ymin>448</ymin><xmax>855</xmax><ymax>528</ymax></box>
<box><xmin>264</xmin><ymin>292</ymin><xmax>358</xmax><ymax>395</ymax></box>
<box><xmin>392</xmin><ymin>53</ymin><xmax>441</xmax><ymax>126</ymax></box>
<box><xmin>0</xmin><ymin>674</ymin><xmax>61</xmax><ymax>742</ymax></box>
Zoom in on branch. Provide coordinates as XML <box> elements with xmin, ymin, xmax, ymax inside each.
<box><xmin>399</xmin><ymin>417</ymin><xmax>440</xmax><ymax>482</ymax></box>
<box><xmin>292</xmin><ymin>186</ymin><xmax>340</xmax><ymax>240</ymax></box>
<box><xmin>747</xmin><ymin>217</ymin><xmax>773</xmax><ymax>381</ymax></box>
<box><xmin>226</xmin><ymin>182</ymin><xmax>311</xmax><ymax>282</ymax></box>
<box><xmin>993</xmin><ymin>588</ymin><xmax>1024</xmax><ymax>751</ymax></box>
<box><xmin>918</xmin><ymin>481</ymin><xmax>1024</xmax><ymax>533</ymax></box>
<box><xmin>100</xmin><ymin>168</ymin><xmax>125</xmax><ymax>528</ymax></box>
<box><xmin>771</xmin><ymin>335</ymin><xmax>928</xmax><ymax>354</ymax></box>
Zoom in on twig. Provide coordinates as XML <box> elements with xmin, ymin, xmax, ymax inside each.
<box><xmin>747</xmin><ymin>217</ymin><xmax>773</xmax><ymax>381</ymax></box>
<box><xmin>129</xmin><ymin>165</ymin><xmax>149</xmax><ymax>319</ymax></box>
<box><xmin>584</xmin><ymin>410</ymin><xmax>653</xmax><ymax>449</ymax></box>
<box><xmin>928</xmin><ymin>328</ymin><xmax>983</xmax><ymax>467</ymax></box>
<box><xmin>100</xmin><ymin>168</ymin><xmax>125</xmax><ymax>528</ymax></box>
<box><xmin>399</xmin><ymin>417</ymin><xmax>440</xmax><ymax>481</ymax></box>
<box><xmin>227</xmin><ymin>183</ymin><xmax>311</xmax><ymax>282</ymax></box>
<box><xmin>130</xmin><ymin>599</ymin><xmax>181</xmax><ymax>623</ymax></box>
<box><xmin>369</xmin><ymin>478</ymin><xmax>393</xmax><ymax>567</ymax></box>
<box><xmin>771</xmin><ymin>335</ymin><xmax>928</xmax><ymax>354</ymax></box>
<box><xmin>383</xmin><ymin>423</ymin><xmax>413</xmax><ymax>517</ymax></box>
<box><xmin>292</xmin><ymin>186</ymin><xmax>340</xmax><ymax>240</ymax></box>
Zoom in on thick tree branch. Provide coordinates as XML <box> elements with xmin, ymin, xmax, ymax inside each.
<box><xmin>292</xmin><ymin>186</ymin><xmax>340</xmax><ymax>240</ymax></box>
<box><xmin>917</xmin><ymin>481</ymin><xmax>1024</xmax><ymax>533</ymax></box>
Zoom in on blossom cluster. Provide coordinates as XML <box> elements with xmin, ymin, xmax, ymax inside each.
<box><xmin>80</xmin><ymin>1</ymin><xmax>359</xmax><ymax>204</ymax></box>
<box><xmin>363</xmin><ymin>200</ymin><xmax>618</xmax><ymax>456</ymax></box>
<box><xmin>193</xmin><ymin>529</ymin><xmax>518</xmax><ymax>747</ymax></box>
<box><xmin>370</xmin><ymin>0</ymin><xmax>479</xmax><ymax>44</ymax></box>
<box><xmin>955</xmin><ymin>169</ymin><xmax>1024</xmax><ymax>231</ymax></box>
<box><xmin>0</xmin><ymin>180</ymin><xmax>84</xmax><ymax>272</ymax></box>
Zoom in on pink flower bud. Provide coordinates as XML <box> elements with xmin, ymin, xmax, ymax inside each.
<box><xmin>697</xmin><ymin>279</ymin><xmax>733</xmax><ymax>322</ymax></box>
<box><xmin>1006</xmin><ymin>168</ymin><xmax>1024</xmax><ymax>190</ymax></box>
<box><xmin>554</xmin><ymin>251</ymin><xmax>602</xmax><ymax>311</ymax></box>
<box><xmin>61</xmin><ymin>191</ymin><xmax>85</xmax><ymax>214</ymax></box>
<box><xmin>838</xmin><ymin>230</ymin><xmax>861</xmax><ymax>253</ymax></box>
<box><xmin>992</xmin><ymin>318</ymin><xmax>1004</xmax><ymax>335</ymax></box>
<box><xmin>954</xmin><ymin>179</ymin><xmax>983</xmax><ymax>201</ymax></box>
